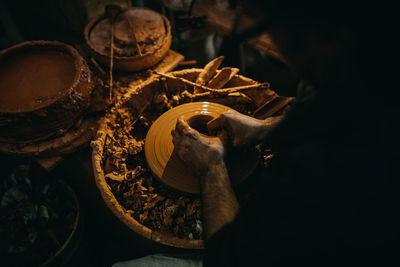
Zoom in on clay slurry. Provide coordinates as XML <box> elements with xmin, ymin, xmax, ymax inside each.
<box><xmin>0</xmin><ymin>50</ymin><xmax>75</xmax><ymax>112</ymax></box>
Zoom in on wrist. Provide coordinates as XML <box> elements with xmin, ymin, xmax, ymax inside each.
<box><xmin>199</xmin><ymin>160</ymin><xmax>239</xmax><ymax>240</ymax></box>
<box><xmin>261</xmin><ymin>115</ymin><xmax>284</xmax><ymax>137</ymax></box>
<box><xmin>199</xmin><ymin>161</ymin><xmax>229</xmax><ymax>186</ymax></box>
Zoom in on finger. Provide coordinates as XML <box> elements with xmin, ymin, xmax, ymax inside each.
<box><xmin>171</xmin><ymin>129</ymin><xmax>180</xmax><ymax>146</ymax></box>
<box><xmin>216</xmin><ymin>129</ymin><xmax>228</xmax><ymax>147</ymax></box>
<box><xmin>207</xmin><ymin>115</ymin><xmax>226</xmax><ymax>133</ymax></box>
<box><xmin>176</xmin><ymin>117</ymin><xmax>202</xmax><ymax>140</ymax></box>
<box><xmin>175</xmin><ymin>117</ymin><xmax>189</xmax><ymax>135</ymax></box>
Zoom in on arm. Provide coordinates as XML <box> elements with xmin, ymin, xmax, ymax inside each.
<box><xmin>172</xmin><ymin>111</ymin><xmax>284</xmax><ymax>240</ymax></box>
<box><xmin>172</xmin><ymin>110</ymin><xmax>284</xmax><ymax>241</ymax></box>
<box><xmin>200</xmin><ymin>161</ymin><xmax>239</xmax><ymax>241</ymax></box>
<box><xmin>172</xmin><ymin>118</ymin><xmax>239</xmax><ymax>240</ymax></box>
<box><xmin>208</xmin><ymin>109</ymin><xmax>284</xmax><ymax>147</ymax></box>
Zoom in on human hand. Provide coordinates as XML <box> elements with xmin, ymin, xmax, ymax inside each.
<box><xmin>172</xmin><ymin>117</ymin><xmax>239</xmax><ymax>241</ymax></box>
<box><xmin>171</xmin><ymin>117</ymin><xmax>226</xmax><ymax>178</ymax></box>
<box><xmin>207</xmin><ymin>110</ymin><xmax>283</xmax><ymax>147</ymax></box>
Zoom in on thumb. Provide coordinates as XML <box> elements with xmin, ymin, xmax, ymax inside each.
<box><xmin>216</xmin><ymin>129</ymin><xmax>228</xmax><ymax>146</ymax></box>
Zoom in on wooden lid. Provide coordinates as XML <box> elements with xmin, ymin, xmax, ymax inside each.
<box><xmin>84</xmin><ymin>7</ymin><xmax>172</xmax><ymax>72</ymax></box>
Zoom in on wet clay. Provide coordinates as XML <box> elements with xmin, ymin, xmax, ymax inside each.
<box><xmin>187</xmin><ymin>114</ymin><xmax>214</xmax><ymax>136</ymax></box>
<box><xmin>0</xmin><ymin>50</ymin><xmax>75</xmax><ymax>112</ymax></box>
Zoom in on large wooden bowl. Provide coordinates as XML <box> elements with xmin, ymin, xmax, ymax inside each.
<box><xmin>0</xmin><ymin>41</ymin><xmax>93</xmax><ymax>145</ymax></box>
<box><xmin>84</xmin><ymin>7</ymin><xmax>172</xmax><ymax>72</ymax></box>
<box><xmin>91</xmin><ymin>68</ymin><xmax>294</xmax><ymax>251</ymax></box>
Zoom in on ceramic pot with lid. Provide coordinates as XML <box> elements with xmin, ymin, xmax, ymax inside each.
<box><xmin>84</xmin><ymin>6</ymin><xmax>172</xmax><ymax>72</ymax></box>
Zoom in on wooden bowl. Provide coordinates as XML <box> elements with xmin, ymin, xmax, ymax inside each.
<box><xmin>84</xmin><ymin>7</ymin><xmax>172</xmax><ymax>72</ymax></box>
<box><xmin>0</xmin><ymin>40</ymin><xmax>93</xmax><ymax>144</ymax></box>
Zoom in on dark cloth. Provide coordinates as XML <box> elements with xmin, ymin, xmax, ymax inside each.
<box><xmin>204</xmin><ymin>91</ymin><xmax>400</xmax><ymax>266</ymax></box>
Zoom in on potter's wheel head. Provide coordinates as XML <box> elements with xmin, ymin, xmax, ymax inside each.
<box><xmin>144</xmin><ymin>102</ymin><xmax>260</xmax><ymax>195</ymax></box>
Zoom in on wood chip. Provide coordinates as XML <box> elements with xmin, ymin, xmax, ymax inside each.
<box><xmin>154</xmin><ymin>71</ymin><xmax>268</xmax><ymax>96</ymax></box>
<box><xmin>253</xmin><ymin>96</ymin><xmax>295</xmax><ymax>119</ymax></box>
<box><xmin>105</xmin><ymin>172</ymin><xmax>125</xmax><ymax>182</ymax></box>
<box><xmin>206</xmin><ymin>67</ymin><xmax>239</xmax><ymax>89</ymax></box>
<box><xmin>195</xmin><ymin>56</ymin><xmax>224</xmax><ymax>92</ymax></box>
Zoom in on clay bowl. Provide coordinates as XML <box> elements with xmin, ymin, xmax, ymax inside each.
<box><xmin>91</xmin><ymin>68</ymin><xmax>266</xmax><ymax>251</ymax></box>
<box><xmin>84</xmin><ymin>7</ymin><xmax>171</xmax><ymax>72</ymax></box>
<box><xmin>0</xmin><ymin>40</ymin><xmax>93</xmax><ymax>144</ymax></box>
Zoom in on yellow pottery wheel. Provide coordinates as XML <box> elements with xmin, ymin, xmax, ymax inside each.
<box><xmin>145</xmin><ymin>102</ymin><xmax>260</xmax><ymax>195</ymax></box>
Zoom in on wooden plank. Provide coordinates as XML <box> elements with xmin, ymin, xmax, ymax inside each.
<box><xmin>154</xmin><ymin>50</ymin><xmax>185</xmax><ymax>74</ymax></box>
<box><xmin>123</xmin><ymin>50</ymin><xmax>184</xmax><ymax>92</ymax></box>
<box><xmin>35</xmin><ymin>156</ymin><xmax>64</xmax><ymax>171</ymax></box>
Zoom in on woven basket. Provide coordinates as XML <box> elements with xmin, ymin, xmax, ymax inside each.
<box><xmin>91</xmin><ymin>68</ymin><xmax>294</xmax><ymax>250</ymax></box>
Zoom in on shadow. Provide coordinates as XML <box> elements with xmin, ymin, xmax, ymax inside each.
<box><xmin>226</xmin><ymin>146</ymin><xmax>260</xmax><ymax>187</ymax></box>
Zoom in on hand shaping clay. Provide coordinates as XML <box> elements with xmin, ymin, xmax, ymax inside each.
<box><xmin>144</xmin><ymin>102</ymin><xmax>260</xmax><ymax>195</ymax></box>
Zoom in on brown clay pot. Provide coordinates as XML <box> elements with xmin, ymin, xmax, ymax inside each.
<box><xmin>84</xmin><ymin>7</ymin><xmax>172</xmax><ymax>72</ymax></box>
<box><xmin>91</xmin><ymin>68</ymin><xmax>276</xmax><ymax>251</ymax></box>
<box><xmin>0</xmin><ymin>40</ymin><xmax>93</xmax><ymax>144</ymax></box>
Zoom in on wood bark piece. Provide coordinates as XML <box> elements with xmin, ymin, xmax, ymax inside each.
<box><xmin>35</xmin><ymin>156</ymin><xmax>64</xmax><ymax>171</ymax></box>
<box><xmin>253</xmin><ymin>96</ymin><xmax>296</xmax><ymax>119</ymax></box>
<box><xmin>178</xmin><ymin>60</ymin><xmax>197</xmax><ymax>66</ymax></box>
<box><xmin>108</xmin><ymin>18</ymin><xmax>115</xmax><ymax>100</ymax></box>
<box><xmin>154</xmin><ymin>71</ymin><xmax>268</xmax><ymax>96</ymax></box>
<box><xmin>194</xmin><ymin>56</ymin><xmax>224</xmax><ymax>92</ymax></box>
<box><xmin>90</xmin><ymin>57</ymin><xmax>106</xmax><ymax>75</ymax></box>
<box><xmin>105</xmin><ymin>5</ymin><xmax>122</xmax><ymax>100</ymax></box>
<box><xmin>199</xmin><ymin>92</ymin><xmax>253</xmax><ymax>106</ymax></box>
<box><xmin>124</xmin><ymin>13</ymin><xmax>143</xmax><ymax>56</ymax></box>
<box><xmin>206</xmin><ymin>67</ymin><xmax>239</xmax><ymax>89</ymax></box>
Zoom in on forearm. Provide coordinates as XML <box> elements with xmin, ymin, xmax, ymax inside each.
<box><xmin>200</xmin><ymin>162</ymin><xmax>239</xmax><ymax>241</ymax></box>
